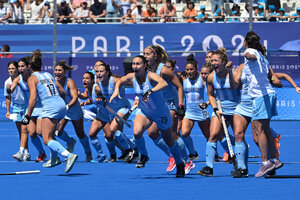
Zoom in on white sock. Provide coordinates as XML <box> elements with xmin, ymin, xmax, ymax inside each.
<box><xmin>262</xmin><ymin>160</ymin><xmax>270</xmax><ymax>166</ymax></box>
<box><xmin>19</xmin><ymin>147</ymin><xmax>25</xmax><ymax>153</ymax></box>
<box><xmin>24</xmin><ymin>149</ymin><xmax>29</xmax><ymax>154</ymax></box>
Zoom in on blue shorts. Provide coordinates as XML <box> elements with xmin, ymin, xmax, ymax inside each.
<box><xmin>95</xmin><ymin>106</ymin><xmax>110</xmax><ymax>123</ymax></box>
<box><xmin>252</xmin><ymin>92</ymin><xmax>278</xmax><ymax>120</ymax></box>
<box><xmin>136</xmin><ymin>108</ymin><xmax>172</xmax><ymax>130</ymax></box>
<box><xmin>65</xmin><ymin>102</ymin><xmax>83</xmax><ymax>121</ymax></box>
<box><xmin>234</xmin><ymin>99</ymin><xmax>252</xmax><ymax>118</ymax></box>
<box><xmin>185</xmin><ymin>106</ymin><xmax>210</xmax><ymax>122</ymax></box>
<box><xmin>165</xmin><ymin>98</ymin><xmax>178</xmax><ymax>111</ymax></box>
<box><xmin>41</xmin><ymin>97</ymin><xmax>66</xmax><ymax>120</ymax></box>
<box><xmin>12</xmin><ymin>103</ymin><xmax>26</xmax><ymax>122</ymax></box>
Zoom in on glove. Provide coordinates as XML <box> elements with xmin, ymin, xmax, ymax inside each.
<box><xmin>177</xmin><ymin>104</ymin><xmax>185</xmax><ymax>119</ymax></box>
<box><xmin>22</xmin><ymin>115</ymin><xmax>31</xmax><ymax>125</ymax></box>
<box><xmin>142</xmin><ymin>89</ymin><xmax>153</xmax><ymax>102</ymax></box>
<box><xmin>6</xmin><ymin>88</ymin><xmax>12</xmax><ymax>94</ymax></box>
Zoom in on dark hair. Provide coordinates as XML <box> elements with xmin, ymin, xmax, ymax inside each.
<box><xmin>2</xmin><ymin>44</ymin><xmax>10</xmax><ymax>52</ymax></box>
<box><xmin>134</xmin><ymin>55</ymin><xmax>148</xmax><ymax>64</ymax></box>
<box><xmin>213</xmin><ymin>48</ymin><xmax>228</xmax><ymax>64</ymax></box>
<box><xmin>18</xmin><ymin>56</ymin><xmax>31</xmax><ymax>66</ymax></box>
<box><xmin>30</xmin><ymin>49</ymin><xmax>43</xmax><ymax>71</ymax></box>
<box><xmin>186</xmin><ymin>53</ymin><xmax>198</xmax><ymax>69</ymax></box>
<box><xmin>8</xmin><ymin>61</ymin><xmax>18</xmax><ymax>70</ymax></box>
<box><xmin>166</xmin><ymin>59</ymin><xmax>176</xmax><ymax>69</ymax></box>
<box><xmin>55</xmin><ymin>60</ymin><xmax>74</xmax><ymax>71</ymax></box>
<box><xmin>244</xmin><ymin>31</ymin><xmax>265</xmax><ymax>55</ymax></box>
<box><xmin>84</xmin><ymin>71</ymin><xmax>95</xmax><ymax>83</ymax></box>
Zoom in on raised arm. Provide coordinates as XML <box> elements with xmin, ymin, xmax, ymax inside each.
<box><xmin>268</xmin><ymin>68</ymin><xmax>282</xmax><ymax>88</ymax></box>
<box><xmin>110</xmin><ymin>73</ymin><xmax>134</xmax><ymax>102</ymax></box>
<box><xmin>275</xmin><ymin>72</ymin><xmax>300</xmax><ymax>93</ymax></box>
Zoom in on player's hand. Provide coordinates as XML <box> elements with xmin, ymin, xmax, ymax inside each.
<box><xmin>22</xmin><ymin>115</ymin><xmax>31</xmax><ymax>125</ymax></box>
<box><xmin>142</xmin><ymin>89</ymin><xmax>153</xmax><ymax>102</ymax></box>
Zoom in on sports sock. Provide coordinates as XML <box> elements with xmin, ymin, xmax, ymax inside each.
<box><xmin>169</xmin><ymin>141</ymin><xmax>184</xmax><ymax>165</ymax></box>
<box><xmin>182</xmin><ymin>135</ymin><xmax>196</xmax><ymax>155</ymax></box>
<box><xmin>24</xmin><ymin>148</ymin><xmax>29</xmax><ymax>154</ymax></box>
<box><xmin>121</xmin><ymin>132</ymin><xmax>137</xmax><ymax>149</ymax></box>
<box><xmin>114</xmin><ymin>130</ymin><xmax>130</xmax><ymax>151</ymax></box>
<box><xmin>31</xmin><ymin>135</ymin><xmax>45</xmax><ymax>154</ymax></box>
<box><xmin>19</xmin><ymin>147</ymin><xmax>25</xmax><ymax>153</ymax></box>
<box><xmin>47</xmin><ymin>140</ymin><xmax>69</xmax><ymax>157</ymax></box>
<box><xmin>49</xmin><ymin>148</ymin><xmax>58</xmax><ymax>158</ymax></box>
<box><xmin>134</xmin><ymin>136</ymin><xmax>148</xmax><ymax>156</ymax></box>
<box><xmin>235</xmin><ymin>141</ymin><xmax>248</xmax><ymax>169</ymax></box>
<box><xmin>90</xmin><ymin>137</ymin><xmax>105</xmax><ymax>157</ymax></box>
<box><xmin>105</xmin><ymin>138</ymin><xmax>116</xmax><ymax>155</ymax></box>
<box><xmin>79</xmin><ymin>136</ymin><xmax>92</xmax><ymax>154</ymax></box>
<box><xmin>153</xmin><ymin>135</ymin><xmax>172</xmax><ymax>157</ymax></box>
<box><xmin>206</xmin><ymin>141</ymin><xmax>217</xmax><ymax>168</ymax></box>
<box><xmin>220</xmin><ymin>135</ymin><xmax>235</xmax><ymax>154</ymax></box>
<box><xmin>58</xmin><ymin>131</ymin><xmax>72</xmax><ymax>144</ymax></box>
<box><xmin>177</xmin><ymin>137</ymin><xmax>189</xmax><ymax>163</ymax></box>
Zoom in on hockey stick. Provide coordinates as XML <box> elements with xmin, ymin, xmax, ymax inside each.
<box><xmin>0</xmin><ymin>170</ymin><xmax>40</xmax><ymax>175</ymax></box>
<box><xmin>123</xmin><ymin>105</ymin><xmax>138</xmax><ymax>120</ymax></box>
<box><xmin>216</xmin><ymin>100</ymin><xmax>240</xmax><ymax>177</ymax></box>
<box><xmin>105</xmin><ymin>105</ymin><xmax>131</xmax><ymax>128</ymax></box>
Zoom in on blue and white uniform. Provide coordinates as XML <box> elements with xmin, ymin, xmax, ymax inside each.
<box><xmin>19</xmin><ymin>74</ymin><xmax>43</xmax><ymax>118</ymax></box>
<box><xmin>243</xmin><ymin>48</ymin><xmax>277</xmax><ymax>120</ymax></box>
<box><xmin>234</xmin><ymin>67</ymin><xmax>252</xmax><ymax>118</ymax></box>
<box><xmin>98</xmin><ymin>76</ymin><xmax>130</xmax><ymax>119</ymax></box>
<box><xmin>183</xmin><ymin>73</ymin><xmax>210</xmax><ymax>121</ymax></box>
<box><xmin>4</xmin><ymin>77</ymin><xmax>26</xmax><ymax>122</ymax></box>
<box><xmin>212</xmin><ymin>70</ymin><xmax>240</xmax><ymax>116</ymax></box>
<box><xmin>32</xmin><ymin>72</ymin><xmax>66</xmax><ymax>119</ymax></box>
<box><xmin>89</xmin><ymin>84</ymin><xmax>110</xmax><ymax>122</ymax></box>
<box><xmin>63</xmin><ymin>78</ymin><xmax>83</xmax><ymax>121</ymax></box>
<box><xmin>155</xmin><ymin>63</ymin><xmax>178</xmax><ymax>111</ymax></box>
<box><xmin>133</xmin><ymin>71</ymin><xmax>172</xmax><ymax>130</ymax></box>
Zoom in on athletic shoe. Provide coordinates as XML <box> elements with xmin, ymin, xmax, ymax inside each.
<box><xmin>136</xmin><ymin>155</ymin><xmax>149</xmax><ymax>168</ymax></box>
<box><xmin>185</xmin><ymin>160</ymin><xmax>195</xmax><ymax>174</ymax></box>
<box><xmin>123</xmin><ymin>149</ymin><xmax>134</xmax><ymax>162</ymax></box>
<box><xmin>109</xmin><ymin>154</ymin><xmax>117</xmax><ymax>162</ymax></box>
<box><xmin>85</xmin><ymin>153</ymin><xmax>93</xmax><ymax>162</ymax></box>
<box><xmin>176</xmin><ymin>163</ymin><xmax>185</xmax><ymax>178</ymax></box>
<box><xmin>126</xmin><ymin>150</ymin><xmax>139</xmax><ymax>163</ymax></box>
<box><xmin>273</xmin><ymin>159</ymin><xmax>284</xmax><ymax>170</ymax></box>
<box><xmin>13</xmin><ymin>151</ymin><xmax>24</xmax><ymax>162</ymax></box>
<box><xmin>189</xmin><ymin>151</ymin><xmax>199</xmax><ymax>161</ymax></box>
<box><xmin>117</xmin><ymin>152</ymin><xmax>126</xmax><ymax>160</ymax></box>
<box><xmin>266</xmin><ymin>169</ymin><xmax>276</xmax><ymax>176</ymax></box>
<box><xmin>197</xmin><ymin>166</ymin><xmax>213</xmax><ymax>177</ymax></box>
<box><xmin>226</xmin><ymin>155</ymin><xmax>233</xmax><ymax>164</ymax></box>
<box><xmin>231</xmin><ymin>168</ymin><xmax>248</xmax><ymax>178</ymax></box>
<box><xmin>274</xmin><ymin>134</ymin><xmax>281</xmax><ymax>157</ymax></box>
<box><xmin>65</xmin><ymin>153</ymin><xmax>78</xmax><ymax>173</ymax></box>
<box><xmin>35</xmin><ymin>153</ymin><xmax>47</xmax><ymax>162</ymax></box>
<box><xmin>255</xmin><ymin>161</ymin><xmax>276</xmax><ymax>178</ymax></box>
<box><xmin>214</xmin><ymin>154</ymin><xmax>219</xmax><ymax>162</ymax></box>
<box><xmin>43</xmin><ymin>157</ymin><xmax>62</xmax><ymax>168</ymax></box>
<box><xmin>67</xmin><ymin>138</ymin><xmax>77</xmax><ymax>153</ymax></box>
<box><xmin>166</xmin><ymin>157</ymin><xmax>176</xmax><ymax>172</ymax></box>
<box><xmin>222</xmin><ymin>151</ymin><xmax>229</xmax><ymax>162</ymax></box>
<box><xmin>23</xmin><ymin>153</ymin><xmax>31</xmax><ymax>161</ymax></box>
<box><xmin>91</xmin><ymin>155</ymin><xmax>107</xmax><ymax>163</ymax></box>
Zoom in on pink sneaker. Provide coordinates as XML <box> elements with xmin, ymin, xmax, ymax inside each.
<box><xmin>255</xmin><ymin>161</ymin><xmax>276</xmax><ymax>178</ymax></box>
<box><xmin>166</xmin><ymin>157</ymin><xmax>176</xmax><ymax>172</ymax></box>
<box><xmin>273</xmin><ymin>159</ymin><xmax>284</xmax><ymax>170</ymax></box>
<box><xmin>185</xmin><ymin>160</ymin><xmax>195</xmax><ymax>174</ymax></box>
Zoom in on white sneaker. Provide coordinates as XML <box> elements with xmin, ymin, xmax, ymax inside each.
<box><xmin>13</xmin><ymin>151</ymin><xmax>24</xmax><ymax>162</ymax></box>
<box><xmin>67</xmin><ymin>138</ymin><xmax>77</xmax><ymax>153</ymax></box>
<box><xmin>23</xmin><ymin>153</ymin><xmax>31</xmax><ymax>161</ymax></box>
<box><xmin>43</xmin><ymin>157</ymin><xmax>62</xmax><ymax>168</ymax></box>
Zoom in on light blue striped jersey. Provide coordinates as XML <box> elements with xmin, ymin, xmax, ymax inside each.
<box><xmin>183</xmin><ymin>73</ymin><xmax>205</xmax><ymax>108</ymax></box>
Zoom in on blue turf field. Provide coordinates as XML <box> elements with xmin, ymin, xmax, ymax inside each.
<box><xmin>0</xmin><ymin>120</ymin><xmax>300</xmax><ymax>200</ymax></box>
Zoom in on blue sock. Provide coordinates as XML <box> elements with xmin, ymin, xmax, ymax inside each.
<box><xmin>270</xmin><ymin>128</ymin><xmax>278</xmax><ymax>138</ymax></box>
<box><xmin>220</xmin><ymin>135</ymin><xmax>235</xmax><ymax>154</ymax></box>
<box><xmin>169</xmin><ymin>141</ymin><xmax>184</xmax><ymax>165</ymax></box>
<box><xmin>49</xmin><ymin>148</ymin><xmax>58</xmax><ymax>159</ymax></box>
<box><xmin>153</xmin><ymin>135</ymin><xmax>172</xmax><ymax>157</ymax></box>
<box><xmin>31</xmin><ymin>135</ymin><xmax>45</xmax><ymax>154</ymax></box>
<box><xmin>47</xmin><ymin>140</ymin><xmax>69</xmax><ymax>157</ymax></box>
<box><xmin>182</xmin><ymin>135</ymin><xmax>196</xmax><ymax>155</ymax></box>
<box><xmin>134</xmin><ymin>137</ymin><xmax>148</xmax><ymax>156</ymax></box>
<box><xmin>177</xmin><ymin>137</ymin><xmax>189</xmax><ymax>163</ymax></box>
<box><xmin>121</xmin><ymin>132</ymin><xmax>137</xmax><ymax>149</ymax></box>
<box><xmin>90</xmin><ymin>137</ymin><xmax>105</xmax><ymax>157</ymax></box>
<box><xmin>105</xmin><ymin>138</ymin><xmax>116</xmax><ymax>155</ymax></box>
<box><xmin>235</xmin><ymin>141</ymin><xmax>248</xmax><ymax>170</ymax></box>
<box><xmin>58</xmin><ymin>131</ymin><xmax>72</xmax><ymax>144</ymax></box>
<box><xmin>79</xmin><ymin>136</ymin><xmax>92</xmax><ymax>154</ymax></box>
<box><xmin>206</xmin><ymin>141</ymin><xmax>217</xmax><ymax>168</ymax></box>
<box><xmin>114</xmin><ymin>130</ymin><xmax>130</xmax><ymax>151</ymax></box>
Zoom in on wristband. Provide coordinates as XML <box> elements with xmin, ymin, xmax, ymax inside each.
<box><xmin>213</xmin><ymin>107</ymin><xmax>219</xmax><ymax>114</ymax></box>
<box><xmin>135</xmin><ymin>96</ymin><xmax>139</xmax><ymax>100</ymax></box>
<box><xmin>66</xmin><ymin>104</ymin><xmax>70</xmax><ymax>110</ymax></box>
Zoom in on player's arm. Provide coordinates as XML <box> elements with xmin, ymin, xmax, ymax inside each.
<box><xmin>26</xmin><ymin>76</ymin><xmax>38</xmax><ymax>117</ymax></box>
<box><xmin>275</xmin><ymin>72</ymin><xmax>300</xmax><ymax>93</ymax></box>
<box><xmin>268</xmin><ymin>68</ymin><xmax>282</xmax><ymax>88</ymax></box>
<box><xmin>110</xmin><ymin>73</ymin><xmax>134</xmax><ymax>102</ymax></box>
<box><xmin>67</xmin><ymin>78</ymin><xmax>79</xmax><ymax>108</ymax></box>
<box><xmin>55</xmin><ymin>79</ymin><xmax>66</xmax><ymax>99</ymax></box>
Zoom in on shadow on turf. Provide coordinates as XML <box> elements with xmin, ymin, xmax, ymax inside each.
<box><xmin>47</xmin><ymin>173</ymin><xmax>91</xmax><ymax>177</ymax></box>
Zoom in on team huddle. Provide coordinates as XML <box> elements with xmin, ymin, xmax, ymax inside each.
<box><xmin>4</xmin><ymin>31</ymin><xmax>300</xmax><ymax>178</ymax></box>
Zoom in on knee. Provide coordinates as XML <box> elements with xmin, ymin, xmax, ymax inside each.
<box><xmin>234</xmin><ymin>131</ymin><xmax>245</xmax><ymax>142</ymax></box>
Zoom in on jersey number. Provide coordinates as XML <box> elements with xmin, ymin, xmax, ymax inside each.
<box><xmin>46</xmin><ymin>83</ymin><xmax>56</xmax><ymax>96</ymax></box>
